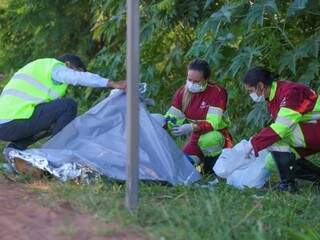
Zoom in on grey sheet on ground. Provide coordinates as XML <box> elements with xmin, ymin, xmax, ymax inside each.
<box><xmin>9</xmin><ymin>90</ymin><xmax>201</xmax><ymax>185</ymax></box>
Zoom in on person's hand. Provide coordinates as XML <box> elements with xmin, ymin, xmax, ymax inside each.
<box><xmin>107</xmin><ymin>80</ymin><xmax>127</xmax><ymax>90</ymax></box>
<box><xmin>243</xmin><ymin>140</ymin><xmax>254</xmax><ymax>159</ymax></box>
<box><xmin>171</xmin><ymin>124</ymin><xmax>193</xmax><ymax>136</ymax></box>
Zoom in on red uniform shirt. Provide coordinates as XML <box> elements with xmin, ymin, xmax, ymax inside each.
<box><xmin>172</xmin><ymin>83</ymin><xmax>228</xmax><ymax>133</ymax></box>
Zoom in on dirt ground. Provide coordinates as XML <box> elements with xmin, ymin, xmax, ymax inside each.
<box><xmin>0</xmin><ymin>178</ymin><xmax>145</xmax><ymax>240</ymax></box>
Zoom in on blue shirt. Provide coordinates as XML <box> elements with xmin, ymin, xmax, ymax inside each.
<box><xmin>52</xmin><ymin>66</ymin><xmax>109</xmax><ymax>87</ymax></box>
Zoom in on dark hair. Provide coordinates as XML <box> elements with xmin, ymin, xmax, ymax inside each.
<box><xmin>188</xmin><ymin>59</ymin><xmax>211</xmax><ymax>80</ymax></box>
<box><xmin>243</xmin><ymin>66</ymin><xmax>276</xmax><ymax>87</ymax></box>
<box><xmin>57</xmin><ymin>54</ymin><xmax>86</xmax><ymax>71</ymax></box>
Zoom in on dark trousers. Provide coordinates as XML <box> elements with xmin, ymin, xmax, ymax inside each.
<box><xmin>0</xmin><ymin>98</ymin><xmax>77</xmax><ymax>150</ymax></box>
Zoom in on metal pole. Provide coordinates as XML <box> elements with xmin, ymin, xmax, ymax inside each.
<box><xmin>126</xmin><ymin>0</ymin><xmax>139</xmax><ymax>211</ymax></box>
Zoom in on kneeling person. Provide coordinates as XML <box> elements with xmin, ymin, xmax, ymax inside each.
<box><xmin>0</xmin><ymin>55</ymin><xmax>126</xmax><ymax>157</ymax></box>
<box><xmin>242</xmin><ymin>66</ymin><xmax>320</xmax><ymax>192</ymax></box>
<box><xmin>165</xmin><ymin>59</ymin><xmax>233</xmax><ymax>174</ymax></box>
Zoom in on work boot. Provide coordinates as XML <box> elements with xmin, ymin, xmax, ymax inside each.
<box><xmin>271</xmin><ymin>151</ymin><xmax>298</xmax><ymax>193</ymax></box>
<box><xmin>202</xmin><ymin>156</ymin><xmax>219</xmax><ymax>175</ymax></box>
<box><xmin>272</xmin><ymin>180</ymin><xmax>298</xmax><ymax>193</ymax></box>
<box><xmin>6</xmin><ymin>142</ymin><xmax>25</xmax><ymax>150</ymax></box>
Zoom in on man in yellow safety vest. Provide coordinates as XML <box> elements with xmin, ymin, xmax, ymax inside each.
<box><xmin>0</xmin><ymin>55</ymin><xmax>126</xmax><ymax>157</ymax></box>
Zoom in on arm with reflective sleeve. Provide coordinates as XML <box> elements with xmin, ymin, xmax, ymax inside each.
<box><xmin>251</xmin><ymin>107</ymin><xmax>302</xmax><ymax>155</ymax></box>
<box><xmin>196</xmin><ymin>106</ymin><xmax>227</xmax><ymax>134</ymax></box>
<box><xmin>197</xmin><ymin>88</ymin><xmax>228</xmax><ymax>134</ymax></box>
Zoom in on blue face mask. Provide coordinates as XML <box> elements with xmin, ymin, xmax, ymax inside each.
<box><xmin>186</xmin><ymin>80</ymin><xmax>206</xmax><ymax>93</ymax></box>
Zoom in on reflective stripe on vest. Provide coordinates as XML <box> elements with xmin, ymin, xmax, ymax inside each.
<box><xmin>12</xmin><ymin>73</ymin><xmax>60</xmax><ymax>100</ymax></box>
<box><xmin>1</xmin><ymin>89</ymin><xmax>44</xmax><ymax>103</ymax></box>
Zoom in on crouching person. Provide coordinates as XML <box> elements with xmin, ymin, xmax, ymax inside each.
<box><xmin>0</xmin><ymin>55</ymin><xmax>126</xmax><ymax>172</ymax></box>
<box><xmin>242</xmin><ymin>66</ymin><xmax>320</xmax><ymax>192</ymax></box>
<box><xmin>165</xmin><ymin>59</ymin><xmax>233</xmax><ymax>174</ymax></box>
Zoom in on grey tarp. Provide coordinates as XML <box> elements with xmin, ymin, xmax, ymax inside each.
<box><xmin>9</xmin><ymin>90</ymin><xmax>201</xmax><ymax>185</ymax></box>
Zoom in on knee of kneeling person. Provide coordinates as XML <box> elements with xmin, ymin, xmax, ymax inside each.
<box><xmin>198</xmin><ymin>131</ymin><xmax>224</xmax><ymax>147</ymax></box>
<box><xmin>198</xmin><ymin>131</ymin><xmax>225</xmax><ymax>156</ymax></box>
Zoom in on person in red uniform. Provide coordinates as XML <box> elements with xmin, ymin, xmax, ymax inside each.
<box><xmin>242</xmin><ymin>66</ymin><xmax>320</xmax><ymax>192</ymax></box>
<box><xmin>165</xmin><ymin>59</ymin><xmax>232</xmax><ymax>174</ymax></box>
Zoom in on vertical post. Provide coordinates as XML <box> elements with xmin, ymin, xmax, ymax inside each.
<box><xmin>126</xmin><ymin>0</ymin><xmax>139</xmax><ymax>211</ymax></box>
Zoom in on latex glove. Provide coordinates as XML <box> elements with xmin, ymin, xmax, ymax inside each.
<box><xmin>171</xmin><ymin>124</ymin><xmax>193</xmax><ymax>136</ymax></box>
<box><xmin>243</xmin><ymin>140</ymin><xmax>254</xmax><ymax>159</ymax></box>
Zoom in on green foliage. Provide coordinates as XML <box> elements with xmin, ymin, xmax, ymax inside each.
<box><xmin>245</xmin><ymin>0</ymin><xmax>279</xmax><ymax>28</ymax></box>
<box><xmin>0</xmin><ymin>0</ymin><xmax>320</xmax><ymax>140</ymax></box>
<box><xmin>287</xmin><ymin>0</ymin><xmax>309</xmax><ymax>16</ymax></box>
<box><xmin>0</xmin><ymin>0</ymin><xmax>92</xmax><ymax>70</ymax></box>
<box><xmin>1</xmin><ymin>2</ymin><xmax>320</xmax><ymax>238</ymax></box>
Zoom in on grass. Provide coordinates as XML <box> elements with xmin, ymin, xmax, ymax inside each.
<box><xmin>56</xmin><ymin>223</ymin><xmax>77</xmax><ymax>238</ymax></box>
<box><xmin>1</xmin><ymin>142</ymin><xmax>320</xmax><ymax>240</ymax></box>
<box><xmin>38</xmin><ymin>176</ymin><xmax>320</xmax><ymax>240</ymax></box>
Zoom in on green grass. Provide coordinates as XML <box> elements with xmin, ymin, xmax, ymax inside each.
<box><xmin>2</xmin><ymin>169</ymin><xmax>320</xmax><ymax>240</ymax></box>
<box><xmin>1</xmin><ymin>140</ymin><xmax>320</xmax><ymax>240</ymax></box>
<box><xmin>41</xmin><ymin>177</ymin><xmax>319</xmax><ymax>240</ymax></box>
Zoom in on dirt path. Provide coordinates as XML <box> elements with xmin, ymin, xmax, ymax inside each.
<box><xmin>0</xmin><ymin>178</ymin><xmax>144</xmax><ymax>240</ymax></box>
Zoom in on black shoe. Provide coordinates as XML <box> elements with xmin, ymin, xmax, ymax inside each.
<box><xmin>271</xmin><ymin>151</ymin><xmax>297</xmax><ymax>192</ymax></box>
<box><xmin>6</xmin><ymin>142</ymin><xmax>25</xmax><ymax>150</ymax></box>
<box><xmin>202</xmin><ymin>156</ymin><xmax>219</xmax><ymax>175</ymax></box>
<box><xmin>272</xmin><ymin>180</ymin><xmax>298</xmax><ymax>193</ymax></box>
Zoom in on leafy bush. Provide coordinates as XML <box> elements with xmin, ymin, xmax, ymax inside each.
<box><xmin>0</xmin><ymin>0</ymin><xmax>319</xmax><ymax>141</ymax></box>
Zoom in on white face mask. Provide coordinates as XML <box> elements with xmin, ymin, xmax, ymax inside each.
<box><xmin>250</xmin><ymin>92</ymin><xmax>265</xmax><ymax>102</ymax></box>
<box><xmin>186</xmin><ymin>80</ymin><xmax>206</xmax><ymax>93</ymax></box>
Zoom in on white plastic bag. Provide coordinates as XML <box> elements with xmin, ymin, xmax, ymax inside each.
<box><xmin>213</xmin><ymin>140</ymin><xmax>271</xmax><ymax>189</ymax></box>
<box><xmin>213</xmin><ymin>140</ymin><xmax>251</xmax><ymax>178</ymax></box>
<box><xmin>226</xmin><ymin>153</ymin><xmax>271</xmax><ymax>189</ymax></box>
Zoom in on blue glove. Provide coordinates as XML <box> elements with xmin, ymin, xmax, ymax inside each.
<box><xmin>171</xmin><ymin>124</ymin><xmax>193</xmax><ymax>136</ymax></box>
